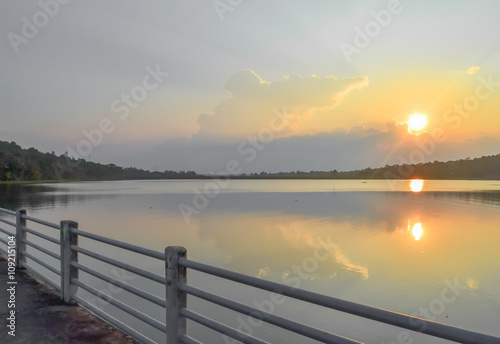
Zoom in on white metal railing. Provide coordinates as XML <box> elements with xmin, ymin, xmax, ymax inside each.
<box><xmin>1</xmin><ymin>207</ymin><xmax>500</xmax><ymax>344</ymax></box>
<box><xmin>0</xmin><ymin>208</ymin><xmax>61</xmax><ymax>290</ymax></box>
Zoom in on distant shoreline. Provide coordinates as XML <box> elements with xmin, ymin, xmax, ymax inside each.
<box><xmin>2</xmin><ymin>140</ymin><xmax>499</xmax><ymax>183</ymax></box>
<box><xmin>2</xmin><ymin>176</ymin><xmax>500</xmax><ymax>184</ymax></box>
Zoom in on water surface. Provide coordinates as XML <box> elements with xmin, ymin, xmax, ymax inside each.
<box><xmin>1</xmin><ymin>179</ymin><xmax>499</xmax><ymax>343</ymax></box>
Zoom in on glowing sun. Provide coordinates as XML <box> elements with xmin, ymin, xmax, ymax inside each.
<box><xmin>410</xmin><ymin>179</ymin><xmax>424</xmax><ymax>192</ymax></box>
<box><xmin>407</xmin><ymin>113</ymin><xmax>428</xmax><ymax>134</ymax></box>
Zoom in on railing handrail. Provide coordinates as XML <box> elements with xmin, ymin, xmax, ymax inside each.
<box><xmin>1</xmin><ymin>206</ymin><xmax>500</xmax><ymax>344</ymax></box>
<box><xmin>71</xmin><ymin>261</ymin><xmax>166</xmax><ymax>307</ymax></box>
<box><xmin>0</xmin><ymin>217</ymin><xmax>16</xmax><ymax>227</ymax></box>
<box><xmin>0</xmin><ymin>207</ymin><xmax>166</xmax><ymax>343</ymax></box>
<box><xmin>177</xmin><ymin>257</ymin><xmax>500</xmax><ymax>344</ymax></box>
<box><xmin>71</xmin><ymin>227</ymin><xmax>165</xmax><ymax>260</ymax></box>
<box><xmin>21</xmin><ymin>213</ymin><xmax>60</xmax><ymax>229</ymax></box>
<box><xmin>0</xmin><ymin>208</ymin><xmax>16</xmax><ymax>216</ymax></box>
<box><xmin>179</xmin><ymin>283</ymin><xmax>362</xmax><ymax>344</ymax></box>
<box><xmin>22</xmin><ymin>225</ymin><xmax>60</xmax><ymax>244</ymax></box>
<box><xmin>0</xmin><ymin>224</ymin><xmax>15</xmax><ymax>236</ymax></box>
<box><xmin>70</xmin><ymin>244</ymin><xmax>165</xmax><ymax>284</ymax></box>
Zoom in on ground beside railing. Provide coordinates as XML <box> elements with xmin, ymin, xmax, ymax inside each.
<box><xmin>0</xmin><ymin>256</ymin><xmax>140</xmax><ymax>344</ymax></box>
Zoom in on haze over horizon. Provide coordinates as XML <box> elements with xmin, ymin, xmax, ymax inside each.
<box><xmin>2</xmin><ymin>1</ymin><xmax>500</xmax><ymax>173</ymax></box>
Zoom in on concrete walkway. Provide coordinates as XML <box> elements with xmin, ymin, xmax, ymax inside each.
<box><xmin>0</xmin><ymin>256</ymin><xmax>140</xmax><ymax>344</ymax></box>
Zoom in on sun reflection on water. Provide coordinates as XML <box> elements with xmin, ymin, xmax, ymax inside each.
<box><xmin>410</xmin><ymin>179</ymin><xmax>424</xmax><ymax>192</ymax></box>
<box><xmin>411</xmin><ymin>223</ymin><xmax>423</xmax><ymax>240</ymax></box>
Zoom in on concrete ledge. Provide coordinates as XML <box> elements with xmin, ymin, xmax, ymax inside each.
<box><xmin>0</xmin><ymin>256</ymin><xmax>140</xmax><ymax>343</ymax></box>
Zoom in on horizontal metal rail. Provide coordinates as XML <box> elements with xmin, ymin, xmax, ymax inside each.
<box><xmin>0</xmin><ymin>226</ymin><xmax>15</xmax><ymax>236</ymax></box>
<box><xmin>3</xmin><ymin>207</ymin><xmax>498</xmax><ymax>344</ymax></box>
<box><xmin>21</xmin><ymin>214</ymin><xmax>59</xmax><ymax>229</ymax></box>
<box><xmin>179</xmin><ymin>335</ymin><xmax>203</xmax><ymax>344</ymax></box>
<box><xmin>21</xmin><ymin>250</ymin><xmax>60</xmax><ymax>276</ymax></box>
<box><xmin>180</xmin><ymin>308</ymin><xmax>268</xmax><ymax>344</ymax></box>
<box><xmin>71</xmin><ymin>228</ymin><xmax>164</xmax><ymax>260</ymax></box>
<box><xmin>1</xmin><ymin>207</ymin><xmax>164</xmax><ymax>343</ymax></box>
<box><xmin>0</xmin><ymin>208</ymin><xmax>16</xmax><ymax>216</ymax></box>
<box><xmin>73</xmin><ymin>294</ymin><xmax>157</xmax><ymax>344</ymax></box>
<box><xmin>22</xmin><ymin>238</ymin><xmax>61</xmax><ymax>260</ymax></box>
<box><xmin>0</xmin><ymin>217</ymin><xmax>16</xmax><ymax>227</ymax></box>
<box><xmin>180</xmin><ymin>258</ymin><xmax>500</xmax><ymax>344</ymax></box>
<box><xmin>72</xmin><ymin>261</ymin><xmax>166</xmax><ymax>308</ymax></box>
<box><xmin>20</xmin><ymin>261</ymin><xmax>60</xmax><ymax>291</ymax></box>
<box><xmin>180</xmin><ymin>283</ymin><xmax>361</xmax><ymax>344</ymax></box>
<box><xmin>23</xmin><ymin>226</ymin><xmax>60</xmax><ymax>245</ymax></box>
<box><xmin>72</xmin><ymin>278</ymin><xmax>167</xmax><ymax>332</ymax></box>
<box><xmin>71</xmin><ymin>245</ymin><xmax>165</xmax><ymax>284</ymax></box>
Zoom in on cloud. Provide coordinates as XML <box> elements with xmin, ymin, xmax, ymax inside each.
<box><xmin>195</xmin><ymin>70</ymin><xmax>369</xmax><ymax>140</ymax></box>
<box><xmin>224</xmin><ymin>69</ymin><xmax>270</xmax><ymax>97</ymax></box>
<box><xmin>465</xmin><ymin>66</ymin><xmax>480</xmax><ymax>74</ymax></box>
<box><xmin>84</xmin><ymin>68</ymin><xmax>499</xmax><ymax>173</ymax></box>
<box><xmin>117</xmin><ymin>120</ymin><xmax>500</xmax><ymax>173</ymax></box>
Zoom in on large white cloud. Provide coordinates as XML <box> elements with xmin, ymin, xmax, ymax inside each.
<box><xmin>194</xmin><ymin>70</ymin><xmax>369</xmax><ymax>140</ymax></box>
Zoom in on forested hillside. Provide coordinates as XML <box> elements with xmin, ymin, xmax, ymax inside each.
<box><xmin>0</xmin><ymin>141</ymin><xmax>203</xmax><ymax>181</ymax></box>
<box><xmin>236</xmin><ymin>154</ymin><xmax>500</xmax><ymax>180</ymax></box>
<box><xmin>1</xmin><ymin>140</ymin><xmax>499</xmax><ymax>181</ymax></box>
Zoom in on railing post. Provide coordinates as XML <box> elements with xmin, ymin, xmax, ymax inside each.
<box><xmin>60</xmin><ymin>220</ymin><xmax>79</xmax><ymax>304</ymax></box>
<box><xmin>166</xmin><ymin>246</ymin><xmax>187</xmax><ymax>344</ymax></box>
<box><xmin>15</xmin><ymin>209</ymin><xmax>27</xmax><ymax>270</ymax></box>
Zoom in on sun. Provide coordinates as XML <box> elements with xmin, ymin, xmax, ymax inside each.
<box><xmin>407</xmin><ymin>113</ymin><xmax>428</xmax><ymax>134</ymax></box>
<box><xmin>410</xmin><ymin>179</ymin><xmax>424</xmax><ymax>192</ymax></box>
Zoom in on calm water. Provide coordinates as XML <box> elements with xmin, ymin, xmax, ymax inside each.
<box><xmin>1</xmin><ymin>179</ymin><xmax>500</xmax><ymax>344</ymax></box>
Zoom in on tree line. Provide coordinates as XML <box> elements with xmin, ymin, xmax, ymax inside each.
<box><xmin>1</xmin><ymin>140</ymin><xmax>499</xmax><ymax>181</ymax></box>
<box><xmin>0</xmin><ymin>141</ymin><xmax>205</xmax><ymax>181</ymax></box>
<box><xmin>234</xmin><ymin>154</ymin><xmax>500</xmax><ymax>180</ymax></box>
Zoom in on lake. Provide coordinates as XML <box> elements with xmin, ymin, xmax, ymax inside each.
<box><xmin>1</xmin><ymin>179</ymin><xmax>500</xmax><ymax>344</ymax></box>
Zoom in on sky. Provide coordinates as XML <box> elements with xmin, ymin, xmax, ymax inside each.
<box><xmin>1</xmin><ymin>0</ymin><xmax>500</xmax><ymax>173</ymax></box>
